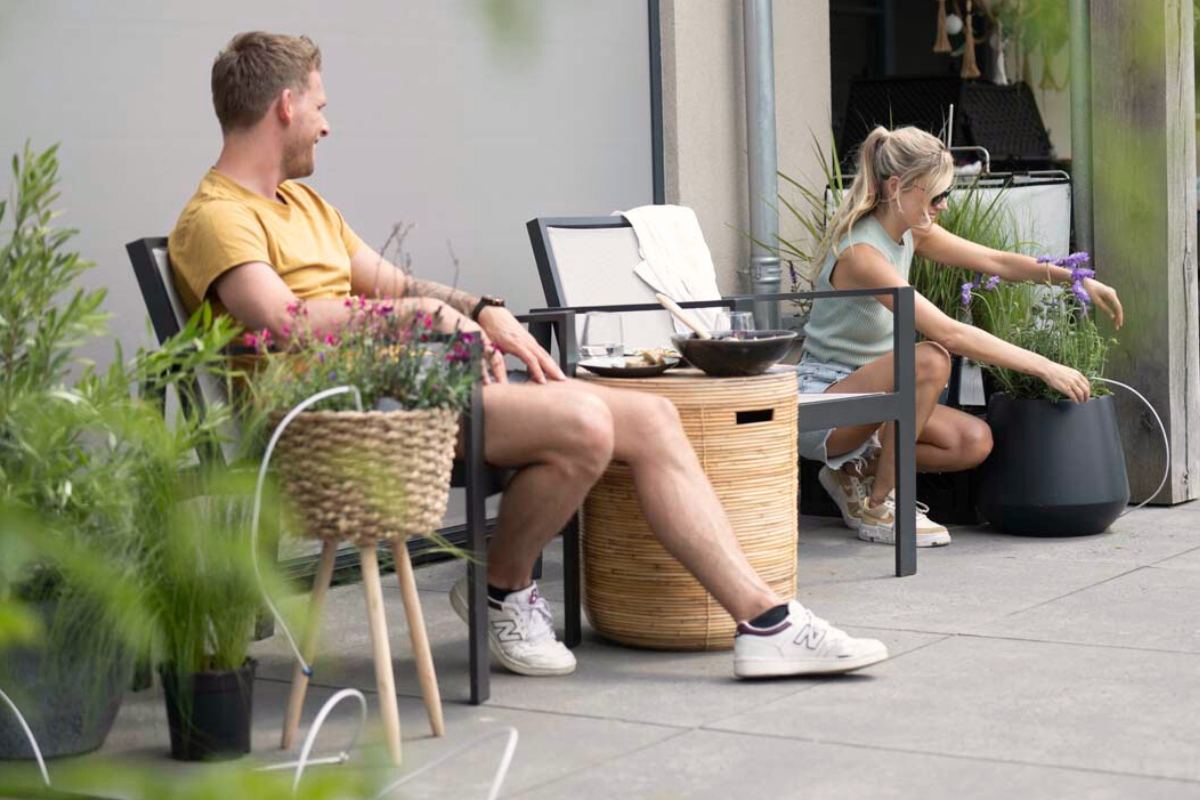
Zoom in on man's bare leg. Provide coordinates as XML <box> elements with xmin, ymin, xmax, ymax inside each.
<box><xmin>477</xmin><ymin>383</ymin><xmax>615</xmax><ymax>591</ymax></box>
<box><xmin>479</xmin><ymin>379</ymin><xmax>778</xmax><ymax>622</ymax></box>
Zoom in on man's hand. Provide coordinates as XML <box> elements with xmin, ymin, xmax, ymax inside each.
<box><xmin>477</xmin><ymin>306</ymin><xmax>567</xmax><ymax>384</ymax></box>
<box><xmin>1082</xmin><ymin>278</ymin><xmax>1124</xmax><ymax>330</ymax></box>
<box><xmin>418</xmin><ymin>299</ymin><xmax>507</xmax><ymax>383</ymax></box>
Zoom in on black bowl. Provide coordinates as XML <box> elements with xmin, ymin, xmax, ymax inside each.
<box><xmin>670</xmin><ymin>331</ymin><xmax>798</xmax><ymax>377</ymax></box>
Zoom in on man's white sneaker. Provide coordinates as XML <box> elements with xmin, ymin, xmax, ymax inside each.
<box><xmin>818</xmin><ymin>465</ymin><xmax>870</xmax><ymax>530</ymax></box>
<box><xmin>733</xmin><ymin>600</ymin><xmax>889</xmax><ymax>678</ymax></box>
<box><xmin>450</xmin><ymin>576</ymin><xmax>576</xmax><ymax>677</ymax></box>
<box><xmin>858</xmin><ymin>491</ymin><xmax>952</xmax><ymax>547</ymax></box>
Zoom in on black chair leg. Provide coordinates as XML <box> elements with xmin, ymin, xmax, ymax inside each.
<box><xmin>531</xmin><ymin>553</ymin><xmax>544</xmax><ymax>581</ymax></box>
<box><xmin>465</xmin><ymin>386</ymin><xmax>490</xmax><ymax>705</ymax></box>
<box><xmin>563</xmin><ymin>514</ymin><xmax>582</xmax><ymax>648</ymax></box>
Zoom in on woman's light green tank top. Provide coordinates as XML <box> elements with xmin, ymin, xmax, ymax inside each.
<box><xmin>801</xmin><ymin>214</ymin><xmax>913</xmax><ymax>369</ymax></box>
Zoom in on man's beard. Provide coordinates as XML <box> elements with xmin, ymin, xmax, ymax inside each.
<box><xmin>282</xmin><ymin>139</ymin><xmax>315</xmax><ymax>179</ymax></box>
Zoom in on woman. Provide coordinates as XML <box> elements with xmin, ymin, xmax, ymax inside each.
<box><xmin>800</xmin><ymin>125</ymin><xmax>1124</xmax><ymax>547</ymax></box>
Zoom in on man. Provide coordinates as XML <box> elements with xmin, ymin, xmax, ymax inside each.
<box><xmin>169</xmin><ymin>31</ymin><xmax>889</xmax><ymax>680</ymax></box>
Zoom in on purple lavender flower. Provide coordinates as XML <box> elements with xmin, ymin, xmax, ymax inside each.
<box><xmin>1070</xmin><ymin>281</ymin><xmax>1092</xmax><ymax>306</ymax></box>
<box><xmin>317</xmin><ymin>351</ymin><xmax>325</xmax><ymax>364</ymax></box>
<box><xmin>1071</xmin><ymin>266</ymin><xmax>1096</xmax><ymax>282</ymax></box>
<box><xmin>329</xmin><ymin>370</ymin><xmax>338</xmax><ymax>381</ymax></box>
<box><xmin>961</xmin><ymin>282</ymin><xmax>973</xmax><ymax>308</ymax></box>
<box><xmin>1063</xmin><ymin>251</ymin><xmax>1091</xmax><ymax>268</ymax></box>
<box><xmin>1036</xmin><ymin>255</ymin><xmax>1054</xmax><ymax>264</ymax></box>
<box><xmin>984</xmin><ymin>275</ymin><xmax>1001</xmax><ymax>291</ymax></box>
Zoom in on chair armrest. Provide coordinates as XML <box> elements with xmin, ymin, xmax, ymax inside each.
<box><xmin>516</xmin><ymin>309</ymin><xmax>579</xmax><ymax>377</ymax></box>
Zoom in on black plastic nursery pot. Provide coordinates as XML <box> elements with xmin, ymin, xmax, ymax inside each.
<box><xmin>160</xmin><ymin>658</ymin><xmax>256</xmax><ymax>762</ymax></box>
<box><xmin>977</xmin><ymin>393</ymin><xmax>1130</xmax><ymax>536</ymax></box>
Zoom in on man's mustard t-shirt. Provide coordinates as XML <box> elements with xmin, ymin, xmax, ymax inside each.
<box><xmin>168</xmin><ymin>169</ymin><xmax>364</xmax><ymax>317</ymax></box>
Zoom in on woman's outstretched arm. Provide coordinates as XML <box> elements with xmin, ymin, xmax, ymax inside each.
<box><xmin>912</xmin><ymin>223</ymin><xmax>1124</xmax><ymax>329</ymax></box>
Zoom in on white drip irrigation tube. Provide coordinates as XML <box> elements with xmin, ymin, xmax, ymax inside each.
<box><xmin>251</xmin><ymin>385</ymin><xmax>364</xmax><ymax>677</ymax></box>
<box><xmin>0</xmin><ymin>685</ymin><xmax>50</xmax><ymax>788</ymax></box>
<box><xmin>250</xmin><ymin>386</ymin><xmax>519</xmax><ymax>799</ymax></box>
<box><xmin>1092</xmin><ymin>377</ymin><xmax>1171</xmax><ymax>517</ymax></box>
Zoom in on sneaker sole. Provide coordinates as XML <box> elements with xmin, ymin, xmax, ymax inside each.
<box><xmin>818</xmin><ymin>468</ymin><xmax>861</xmax><ymax>531</ymax></box>
<box><xmin>449</xmin><ymin>582</ymin><xmax>577</xmax><ymax>678</ymax></box>
<box><xmin>857</xmin><ymin>525</ymin><xmax>951</xmax><ymax>548</ymax></box>
<box><xmin>734</xmin><ymin>645</ymin><xmax>889</xmax><ymax>678</ymax></box>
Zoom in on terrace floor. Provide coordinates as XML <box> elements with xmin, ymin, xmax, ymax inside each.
<box><xmin>6</xmin><ymin>504</ymin><xmax>1200</xmax><ymax>799</ymax></box>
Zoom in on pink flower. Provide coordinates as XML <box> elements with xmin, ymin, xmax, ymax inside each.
<box><xmin>281</xmin><ymin>324</ymin><xmax>292</xmax><ymax>338</ymax></box>
<box><xmin>243</xmin><ymin>332</ymin><xmax>259</xmax><ymax>348</ymax></box>
<box><xmin>344</xmin><ymin>299</ymin><xmax>354</xmax><ymax>308</ymax></box>
<box><xmin>286</xmin><ymin>301</ymin><xmax>301</xmax><ymax>316</ymax></box>
<box><xmin>325</xmin><ymin>333</ymin><xmax>336</xmax><ymax>346</ymax></box>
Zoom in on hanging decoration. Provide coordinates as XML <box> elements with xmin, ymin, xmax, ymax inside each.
<box><xmin>934</xmin><ymin>0</ymin><xmax>953</xmax><ymax>53</ymax></box>
<box><xmin>961</xmin><ymin>0</ymin><xmax>982</xmax><ymax>78</ymax></box>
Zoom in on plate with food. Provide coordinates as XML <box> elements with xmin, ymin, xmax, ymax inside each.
<box><xmin>579</xmin><ymin>348</ymin><xmax>680</xmax><ymax>378</ymax></box>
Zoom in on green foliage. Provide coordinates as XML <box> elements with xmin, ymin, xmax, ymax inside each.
<box><xmin>968</xmin><ymin>279</ymin><xmax>1116</xmax><ymax>401</ymax></box>
<box><xmin>909</xmin><ymin>183</ymin><xmax>1022</xmax><ymax>320</ymax></box>
<box><xmin>1</xmin><ymin>144</ymin><xmax>281</xmax><ymax>690</ymax></box>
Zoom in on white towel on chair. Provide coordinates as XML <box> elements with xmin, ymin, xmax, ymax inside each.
<box><xmin>619</xmin><ymin>204</ymin><xmax>724</xmax><ymax>334</ymax></box>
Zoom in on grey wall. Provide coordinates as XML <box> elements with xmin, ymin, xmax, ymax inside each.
<box><xmin>659</xmin><ymin>0</ymin><xmax>831</xmax><ymax>294</ymax></box>
<box><xmin>0</xmin><ymin>0</ymin><xmax>653</xmax><ymax>365</ymax></box>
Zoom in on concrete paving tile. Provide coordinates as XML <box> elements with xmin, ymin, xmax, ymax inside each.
<box><xmin>25</xmin><ymin>678</ymin><xmax>674</xmax><ymax>800</ymax></box>
<box><xmin>959</xmin><ymin>565</ymin><xmax>1200</xmax><ymax>653</ymax></box>
<box><xmin>709</xmin><ymin>636</ymin><xmax>1200</xmax><ymax>782</ymax></box>
<box><xmin>795</xmin><ymin>523</ymin><xmax>1132</xmax><ymax>633</ymax></box>
<box><xmin>516</xmin><ymin>729</ymin><xmax>1200</xmax><ymax>800</ymax></box>
<box><xmin>1151</xmin><ymin>546</ymin><xmax>1200</xmax><ymax>571</ymax></box>
<box><xmin>251</xmin><ymin>581</ymin><xmax>943</xmax><ymax>725</ymax></box>
<box><xmin>800</xmin><ymin>508</ymin><xmax>1200</xmax><ymax>574</ymax></box>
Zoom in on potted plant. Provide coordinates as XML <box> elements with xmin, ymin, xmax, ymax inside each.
<box><xmin>0</xmin><ymin>144</ymin><xmax>244</xmax><ymax>759</ymax></box>
<box><xmin>965</xmin><ymin>253</ymin><xmax>1129</xmax><ymax>536</ymax></box>
<box><xmin>145</xmin><ymin>472</ymin><xmax>278</xmax><ymax>762</ymax></box>
<box><xmin>240</xmin><ymin>297</ymin><xmax>482</xmax><ymax>549</ymax></box>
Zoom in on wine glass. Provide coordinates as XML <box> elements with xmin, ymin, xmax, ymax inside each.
<box><xmin>729</xmin><ymin>311</ymin><xmax>756</xmax><ymax>339</ymax></box>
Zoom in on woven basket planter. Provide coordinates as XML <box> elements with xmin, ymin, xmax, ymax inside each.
<box><xmin>580</xmin><ymin>368</ymin><xmax>799</xmax><ymax>651</ymax></box>
<box><xmin>270</xmin><ymin>408</ymin><xmax>460</xmax><ymax>546</ymax></box>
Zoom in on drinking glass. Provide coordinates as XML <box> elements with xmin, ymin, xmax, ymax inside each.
<box><xmin>729</xmin><ymin>311</ymin><xmax>756</xmax><ymax>339</ymax></box>
<box><xmin>582</xmin><ymin>312</ymin><xmax>624</xmax><ymax>361</ymax></box>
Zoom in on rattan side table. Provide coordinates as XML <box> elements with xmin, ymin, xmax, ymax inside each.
<box><xmin>578</xmin><ymin>366</ymin><xmax>798</xmax><ymax>650</ymax></box>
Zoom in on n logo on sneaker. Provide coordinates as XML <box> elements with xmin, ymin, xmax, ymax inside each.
<box><xmin>793</xmin><ymin>623</ymin><xmax>826</xmax><ymax>650</ymax></box>
<box><xmin>491</xmin><ymin>620</ymin><xmax>523</xmax><ymax>642</ymax></box>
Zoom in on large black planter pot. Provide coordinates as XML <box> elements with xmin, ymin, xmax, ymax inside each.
<box><xmin>0</xmin><ymin>603</ymin><xmax>130</xmax><ymax>760</ymax></box>
<box><xmin>977</xmin><ymin>394</ymin><xmax>1130</xmax><ymax>536</ymax></box>
<box><xmin>160</xmin><ymin>658</ymin><xmax>256</xmax><ymax>761</ymax></box>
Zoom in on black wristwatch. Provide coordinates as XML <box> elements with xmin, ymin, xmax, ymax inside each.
<box><xmin>470</xmin><ymin>295</ymin><xmax>506</xmax><ymax>321</ymax></box>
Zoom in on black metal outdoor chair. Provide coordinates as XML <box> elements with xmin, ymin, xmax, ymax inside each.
<box><xmin>125</xmin><ymin>237</ymin><xmax>582</xmax><ymax>706</ymax></box>
<box><xmin>526</xmin><ymin>216</ymin><xmax>919</xmax><ymax>576</ymax></box>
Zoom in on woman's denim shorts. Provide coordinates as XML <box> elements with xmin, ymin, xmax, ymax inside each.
<box><xmin>796</xmin><ymin>352</ymin><xmax>879</xmax><ymax>469</ymax></box>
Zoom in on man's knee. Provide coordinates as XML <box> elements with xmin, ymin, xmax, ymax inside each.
<box><xmin>556</xmin><ymin>394</ymin><xmax>615</xmax><ymax>479</ymax></box>
<box><xmin>915</xmin><ymin>342</ymin><xmax>952</xmax><ymax>386</ymax></box>
<box><xmin>622</xmin><ymin>393</ymin><xmax>681</xmax><ymax>444</ymax></box>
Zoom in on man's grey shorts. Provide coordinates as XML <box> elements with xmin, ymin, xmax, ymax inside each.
<box><xmin>796</xmin><ymin>352</ymin><xmax>878</xmax><ymax>469</ymax></box>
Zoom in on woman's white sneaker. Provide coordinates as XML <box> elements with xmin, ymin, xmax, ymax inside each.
<box><xmin>450</xmin><ymin>577</ymin><xmax>576</xmax><ymax>677</ymax></box>
<box><xmin>858</xmin><ymin>492</ymin><xmax>952</xmax><ymax>547</ymax></box>
<box><xmin>818</xmin><ymin>465</ymin><xmax>870</xmax><ymax>530</ymax></box>
<box><xmin>733</xmin><ymin>600</ymin><xmax>889</xmax><ymax>678</ymax></box>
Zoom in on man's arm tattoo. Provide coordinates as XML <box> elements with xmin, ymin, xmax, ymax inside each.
<box><xmin>409</xmin><ymin>278</ymin><xmax>481</xmax><ymax>318</ymax></box>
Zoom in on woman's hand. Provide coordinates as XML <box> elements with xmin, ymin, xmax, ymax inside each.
<box><xmin>1082</xmin><ymin>278</ymin><xmax>1124</xmax><ymax>329</ymax></box>
<box><xmin>1039</xmin><ymin>360</ymin><xmax>1092</xmax><ymax>404</ymax></box>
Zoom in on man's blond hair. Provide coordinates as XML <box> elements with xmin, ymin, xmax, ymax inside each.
<box><xmin>211</xmin><ymin>32</ymin><xmax>322</xmax><ymax>133</ymax></box>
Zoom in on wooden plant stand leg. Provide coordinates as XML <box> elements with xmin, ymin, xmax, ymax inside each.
<box><xmin>281</xmin><ymin>540</ymin><xmax>338</xmax><ymax>750</ymax></box>
<box><xmin>394</xmin><ymin>538</ymin><xmax>445</xmax><ymax>737</ymax></box>
<box><xmin>361</xmin><ymin>543</ymin><xmax>404</xmax><ymax>766</ymax></box>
